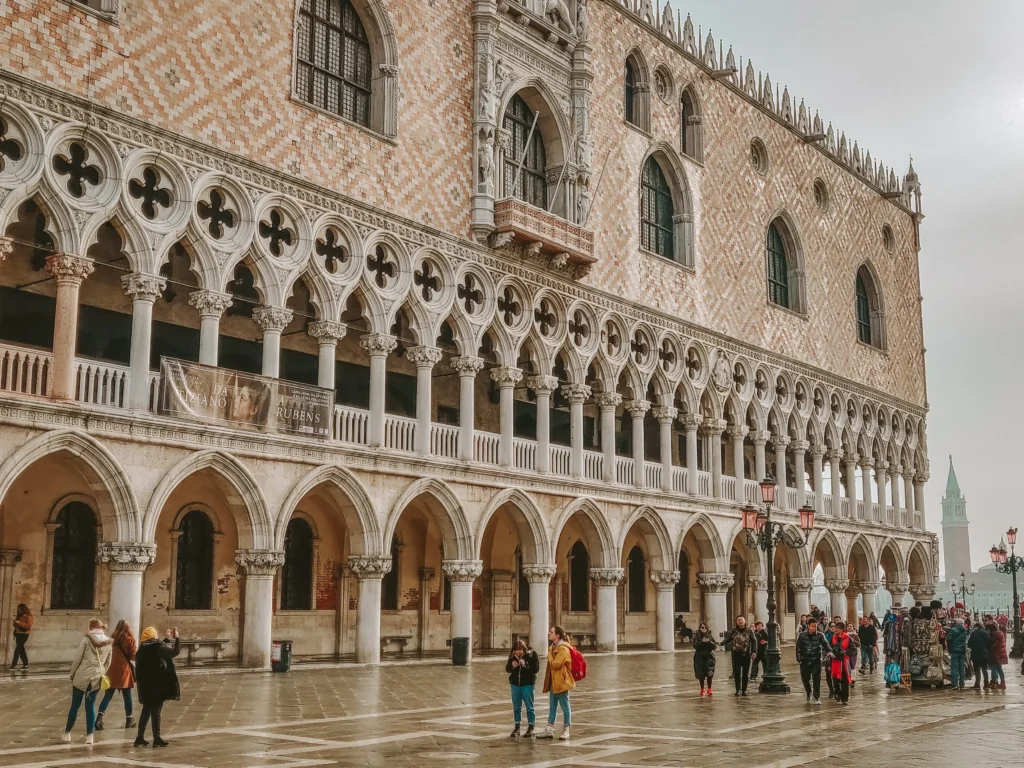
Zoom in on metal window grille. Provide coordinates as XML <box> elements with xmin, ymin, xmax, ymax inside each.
<box><xmin>296</xmin><ymin>0</ymin><xmax>371</xmax><ymax>127</ymax></box>
<box><xmin>641</xmin><ymin>158</ymin><xmax>675</xmax><ymax>259</ymax></box>
<box><xmin>281</xmin><ymin>518</ymin><xmax>314</xmax><ymax>610</ymax></box>
<box><xmin>50</xmin><ymin>503</ymin><xmax>96</xmax><ymax>610</ymax></box>
<box><xmin>856</xmin><ymin>272</ymin><xmax>873</xmax><ymax>344</ymax></box>
<box><xmin>766</xmin><ymin>222</ymin><xmax>790</xmax><ymax>308</ymax></box>
<box><xmin>625</xmin><ymin>60</ymin><xmax>636</xmax><ymax>125</ymax></box>
<box><xmin>175</xmin><ymin>510</ymin><xmax>214</xmax><ymax>610</ymax></box>
<box><xmin>502</xmin><ymin>94</ymin><xmax>547</xmax><ymax>209</ymax></box>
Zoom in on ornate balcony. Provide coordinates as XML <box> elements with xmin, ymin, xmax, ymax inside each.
<box><xmin>493</xmin><ymin>198</ymin><xmax>596</xmax><ymax>273</ymax></box>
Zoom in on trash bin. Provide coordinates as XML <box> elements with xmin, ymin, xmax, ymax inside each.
<box><xmin>271</xmin><ymin>640</ymin><xmax>292</xmax><ymax>672</ymax></box>
<box><xmin>451</xmin><ymin>637</ymin><xmax>470</xmax><ymax>666</ymax></box>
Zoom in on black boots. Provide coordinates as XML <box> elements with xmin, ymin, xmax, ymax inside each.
<box><xmin>95</xmin><ymin>714</ymin><xmax>104</xmax><ymax>731</ymax></box>
<box><xmin>153</xmin><ymin>738</ymin><xmax>169</xmax><ymax>748</ymax></box>
<box><xmin>133</xmin><ymin>737</ymin><xmax>149</xmax><ymax>747</ymax></box>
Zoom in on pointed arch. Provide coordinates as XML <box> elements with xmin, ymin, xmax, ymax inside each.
<box><xmin>639</xmin><ymin>143</ymin><xmax>694</xmax><ymax>267</ymax></box>
<box><xmin>846</xmin><ymin>534</ymin><xmax>876</xmax><ymax>582</ymax></box>
<box><xmin>384</xmin><ymin>476</ymin><xmax>473</xmax><ymax>561</ymax></box>
<box><xmin>765</xmin><ymin>210</ymin><xmax>807</xmax><ymax>314</ymax></box>
<box><xmin>275</xmin><ymin>464</ymin><xmax>381</xmax><ymax>555</ymax></box>
<box><xmin>618</xmin><ymin>506</ymin><xmax>673</xmax><ymax>571</ymax></box>
<box><xmin>624</xmin><ymin>49</ymin><xmax>651</xmax><ymax>132</ymax></box>
<box><xmin>677</xmin><ymin>512</ymin><xmax>726</xmax><ymax>572</ymax></box>
<box><xmin>855</xmin><ymin>260</ymin><xmax>887</xmax><ymax>350</ymax></box>
<box><xmin>551</xmin><ymin>497</ymin><xmax>616</xmax><ymax>569</ymax></box>
<box><xmin>811</xmin><ymin>529</ymin><xmax>844</xmax><ymax>579</ymax></box>
<box><xmin>474</xmin><ymin>488</ymin><xmax>550</xmax><ymax>565</ymax></box>
<box><xmin>878</xmin><ymin>537</ymin><xmax>906</xmax><ymax>582</ymax></box>
<box><xmin>680</xmin><ymin>84</ymin><xmax>704</xmax><ymax>162</ymax></box>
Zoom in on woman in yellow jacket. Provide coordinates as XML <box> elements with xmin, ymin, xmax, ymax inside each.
<box><xmin>537</xmin><ymin>626</ymin><xmax>575</xmax><ymax>741</ymax></box>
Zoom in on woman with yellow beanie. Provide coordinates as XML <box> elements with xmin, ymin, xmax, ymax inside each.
<box><xmin>134</xmin><ymin>626</ymin><xmax>180</xmax><ymax>748</ymax></box>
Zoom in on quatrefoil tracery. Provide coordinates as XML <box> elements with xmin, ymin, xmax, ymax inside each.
<box><xmin>0</xmin><ymin>116</ymin><xmax>25</xmax><ymax>172</ymax></box>
<box><xmin>658</xmin><ymin>339</ymin><xmax>675</xmax><ymax>371</ymax></box>
<box><xmin>367</xmin><ymin>245</ymin><xmax>396</xmax><ymax>288</ymax></box>
<box><xmin>259</xmin><ymin>209</ymin><xmax>295</xmax><ymax>257</ymax></box>
<box><xmin>414</xmin><ymin>261</ymin><xmax>441</xmax><ymax>301</ymax></box>
<box><xmin>197</xmin><ymin>189</ymin><xmax>237</xmax><ymax>240</ymax></box>
<box><xmin>458</xmin><ymin>274</ymin><xmax>483</xmax><ymax>313</ymax></box>
<box><xmin>498</xmin><ymin>287</ymin><xmax>522</xmax><ymax>326</ymax></box>
<box><xmin>316</xmin><ymin>228</ymin><xmax>350</xmax><ymax>274</ymax></box>
<box><xmin>53</xmin><ymin>142</ymin><xmax>102</xmax><ymax>199</ymax></box>
<box><xmin>534</xmin><ymin>299</ymin><xmax>556</xmax><ymax>337</ymax></box>
<box><xmin>569</xmin><ymin>311</ymin><xmax>590</xmax><ymax>347</ymax></box>
<box><xmin>128</xmin><ymin>167</ymin><xmax>172</xmax><ymax>220</ymax></box>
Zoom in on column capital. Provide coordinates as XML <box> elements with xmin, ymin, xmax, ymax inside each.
<box><xmin>747</xmin><ymin>578</ymin><xmax>768</xmax><ymax>591</ymax></box>
<box><xmin>442</xmin><ymin>559</ymin><xmax>483</xmax><ymax>582</ymax></box>
<box><xmin>46</xmin><ymin>252</ymin><xmax>94</xmax><ymax>285</ymax></box>
<box><xmin>450</xmin><ymin>355</ymin><xmax>485</xmax><ymax>376</ymax></box>
<box><xmin>791</xmin><ymin>439</ymin><xmax>810</xmax><ymax>453</ymax></box>
<box><xmin>121</xmin><ymin>273</ymin><xmax>166</xmax><ymax>302</ymax></box>
<box><xmin>859</xmin><ymin>455</ymin><xmax>874</xmax><ymax>469</ymax></box>
<box><xmin>827</xmin><ymin>448</ymin><xmax>845</xmax><ymax>463</ymax></box>
<box><xmin>235</xmin><ymin>549</ymin><xmax>285</xmax><ymax>576</ymax></box>
<box><xmin>188</xmin><ymin>289</ymin><xmax>233</xmax><ymax>318</ymax></box>
<box><xmin>589</xmin><ymin>567</ymin><xmax>625</xmax><ymax>586</ymax></box>
<box><xmin>772</xmin><ymin>435</ymin><xmax>791</xmax><ymax>449</ymax></box>
<box><xmin>749</xmin><ymin>429</ymin><xmax>770</xmax><ymax>445</ymax></box>
<box><xmin>307</xmin><ymin>320</ymin><xmax>347</xmax><ymax>343</ymax></box>
<box><xmin>789</xmin><ymin>578</ymin><xmax>814</xmax><ymax>592</ymax></box>
<box><xmin>418</xmin><ymin>566</ymin><xmax>436</xmax><ymax>581</ymax></box>
<box><xmin>527</xmin><ymin>374</ymin><xmax>559</xmax><ymax>395</ymax></box>
<box><xmin>915</xmin><ymin>471</ymin><xmax>930</xmax><ymax>484</ymax></box>
<box><xmin>903</xmin><ymin>466</ymin><xmax>916</xmax><ymax>480</ymax></box>
<box><xmin>909</xmin><ymin>583</ymin><xmax>936</xmax><ymax>602</ymax></box>
<box><xmin>560</xmin><ymin>383</ymin><xmax>592</xmax><ymax>404</ymax></box>
<box><xmin>625</xmin><ymin>399</ymin><xmax>651</xmax><ymax>417</ymax></box>
<box><xmin>859</xmin><ymin>581</ymin><xmax>880</xmax><ymax>593</ymax></box>
<box><xmin>702</xmin><ymin>417</ymin><xmax>727</xmax><ymax>435</ymax></box>
<box><xmin>406</xmin><ymin>345</ymin><xmax>443</xmax><ymax>368</ymax></box>
<box><xmin>844</xmin><ymin>585</ymin><xmax>861</xmax><ymax>599</ymax></box>
<box><xmin>845</xmin><ymin>452</ymin><xmax>861</xmax><ymax>466</ymax></box>
<box><xmin>726</xmin><ymin>424</ymin><xmax>749</xmax><ymax>440</ymax></box>
<box><xmin>0</xmin><ymin>235</ymin><xmax>12</xmax><ymax>262</ymax></box>
<box><xmin>0</xmin><ymin>548</ymin><xmax>23</xmax><ymax>567</ymax></box>
<box><xmin>889</xmin><ymin>581</ymin><xmax>911</xmax><ymax>598</ymax></box>
<box><xmin>874</xmin><ymin>459</ymin><xmax>889</xmax><ymax>472</ymax></box>
<box><xmin>681</xmin><ymin>413</ymin><xmax>704</xmax><ymax>431</ymax></box>
<box><xmin>650</xmin><ymin>569</ymin><xmax>681</xmax><ymax>587</ymax></box>
<box><xmin>696</xmin><ymin>572</ymin><xmax>734</xmax><ymax>593</ymax></box>
<box><xmin>593</xmin><ymin>391</ymin><xmax>622</xmax><ymax>409</ymax></box>
<box><xmin>359</xmin><ymin>332</ymin><xmax>398</xmax><ymax>357</ymax></box>
<box><xmin>824</xmin><ymin>579</ymin><xmax>850</xmax><ymax>593</ymax></box>
<box><xmin>521</xmin><ymin>564</ymin><xmax>558</xmax><ymax>584</ymax></box>
<box><xmin>889</xmin><ymin>463</ymin><xmax>903</xmax><ymax>477</ymax></box>
<box><xmin>490</xmin><ymin>366</ymin><xmax>523</xmax><ymax>387</ymax></box>
<box><xmin>650</xmin><ymin>405</ymin><xmax>678</xmax><ymax>423</ymax></box>
<box><xmin>348</xmin><ymin>555</ymin><xmax>393</xmax><ymax>579</ymax></box>
<box><xmin>809</xmin><ymin>443</ymin><xmax>828</xmax><ymax>459</ymax></box>
<box><xmin>252</xmin><ymin>305</ymin><xmax>293</xmax><ymax>332</ymax></box>
<box><xmin>98</xmin><ymin>542</ymin><xmax>156</xmax><ymax>572</ymax></box>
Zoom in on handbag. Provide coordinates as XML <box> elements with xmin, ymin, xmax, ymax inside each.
<box><xmin>94</xmin><ymin>646</ymin><xmax>111</xmax><ymax>691</ymax></box>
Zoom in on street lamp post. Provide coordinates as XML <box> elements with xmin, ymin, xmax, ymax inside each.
<box><xmin>742</xmin><ymin>477</ymin><xmax>815</xmax><ymax>694</ymax></box>
<box><xmin>949</xmin><ymin>572</ymin><xmax>975</xmax><ymax>615</ymax></box>
<box><xmin>990</xmin><ymin>528</ymin><xmax>1024</xmax><ymax>658</ymax></box>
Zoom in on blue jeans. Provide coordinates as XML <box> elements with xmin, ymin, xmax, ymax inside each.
<box><xmin>65</xmin><ymin>686</ymin><xmax>99</xmax><ymax>734</ymax></box>
<box><xmin>950</xmin><ymin>653</ymin><xmax>966</xmax><ymax>688</ymax></box>
<box><xmin>99</xmin><ymin>687</ymin><xmax>134</xmax><ymax>717</ymax></box>
<box><xmin>990</xmin><ymin>662</ymin><xmax>1005</xmax><ymax>685</ymax></box>
<box><xmin>547</xmin><ymin>691</ymin><xmax>570</xmax><ymax>726</ymax></box>
<box><xmin>860</xmin><ymin>646</ymin><xmax>875</xmax><ymax>670</ymax></box>
<box><xmin>510</xmin><ymin>684</ymin><xmax>535</xmax><ymax>725</ymax></box>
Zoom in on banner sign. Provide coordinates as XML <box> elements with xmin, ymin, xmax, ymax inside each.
<box><xmin>159</xmin><ymin>358</ymin><xmax>332</xmax><ymax>439</ymax></box>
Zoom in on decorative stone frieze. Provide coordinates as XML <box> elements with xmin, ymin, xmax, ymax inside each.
<box><xmin>909</xmin><ymin>583</ymin><xmax>936</xmax><ymax>602</ymax></box>
<box><xmin>99</xmin><ymin>542</ymin><xmax>156</xmax><ymax>572</ymax></box>
<box><xmin>442</xmin><ymin>560</ymin><xmax>484</xmax><ymax>582</ymax></box>
<box><xmin>235</xmin><ymin>549</ymin><xmax>285</xmax><ymax>576</ymax></box>
<box><xmin>589</xmin><ymin>567</ymin><xmax>625</xmax><ymax>586</ymax></box>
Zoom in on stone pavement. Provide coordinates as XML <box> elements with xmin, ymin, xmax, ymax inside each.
<box><xmin>0</xmin><ymin>652</ymin><xmax>1020</xmax><ymax>768</ymax></box>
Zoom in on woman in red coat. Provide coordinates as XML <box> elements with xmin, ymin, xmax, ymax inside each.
<box><xmin>987</xmin><ymin>622</ymin><xmax>1008</xmax><ymax>689</ymax></box>
<box><xmin>96</xmin><ymin>620</ymin><xmax>137</xmax><ymax>730</ymax></box>
<box><xmin>829</xmin><ymin>621</ymin><xmax>852</xmax><ymax>705</ymax></box>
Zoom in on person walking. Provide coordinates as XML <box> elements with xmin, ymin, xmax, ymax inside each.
<box><xmin>693</xmin><ymin>622</ymin><xmax>717</xmax><ymax>696</ymax></box>
<box><xmin>721</xmin><ymin>616</ymin><xmax>756</xmax><ymax>696</ymax></box>
<box><xmin>987</xmin><ymin>621</ymin><xmax>1008</xmax><ymax>690</ymax></box>
<box><xmin>96</xmin><ymin>620</ymin><xmax>137</xmax><ymax>731</ymax></box>
<box><xmin>823</xmin><ymin>621</ymin><xmax>837</xmax><ymax>700</ymax></box>
<box><xmin>967</xmin><ymin>620</ymin><xmax>990</xmax><ymax>690</ymax></box>
<box><xmin>749</xmin><ymin>621</ymin><xmax>768</xmax><ymax>681</ymax></box>
<box><xmin>62</xmin><ymin>619</ymin><xmax>113</xmax><ymax>744</ymax></box>
<box><xmin>846</xmin><ymin>623</ymin><xmax>860</xmax><ymax>687</ymax></box>
<box><xmin>10</xmin><ymin>604</ymin><xmax>32</xmax><ymax>670</ymax></box>
<box><xmin>537</xmin><ymin>626</ymin><xmax>575</xmax><ymax>741</ymax></box>
<box><xmin>946</xmin><ymin>617</ymin><xmax>968</xmax><ymax>691</ymax></box>
<box><xmin>858</xmin><ymin>617</ymin><xmax>878</xmax><ymax>674</ymax></box>
<box><xmin>829</xmin><ymin>621</ymin><xmax>852</xmax><ymax>705</ymax></box>
<box><xmin>506</xmin><ymin>639</ymin><xmax>539</xmax><ymax>738</ymax></box>
<box><xmin>796</xmin><ymin>617</ymin><xmax>830</xmax><ymax>704</ymax></box>
<box><xmin>134</xmin><ymin>626</ymin><xmax>180</xmax><ymax>748</ymax></box>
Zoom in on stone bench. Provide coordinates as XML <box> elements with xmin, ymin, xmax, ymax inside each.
<box><xmin>179</xmin><ymin>639</ymin><xmax>229</xmax><ymax>665</ymax></box>
<box><xmin>381</xmin><ymin>635</ymin><xmax>413</xmax><ymax>654</ymax></box>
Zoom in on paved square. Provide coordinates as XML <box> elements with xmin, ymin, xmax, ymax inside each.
<box><xmin>0</xmin><ymin>652</ymin><xmax>1020</xmax><ymax>768</ymax></box>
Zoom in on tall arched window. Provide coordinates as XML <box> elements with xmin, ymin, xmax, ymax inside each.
<box><xmin>624</xmin><ymin>59</ymin><xmax>636</xmax><ymax>125</ymax></box>
<box><xmin>766</xmin><ymin>222</ymin><xmax>790</xmax><ymax>309</ymax></box>
<box><xmin>855</xmin><ymin>265</ymin><xmax>884</xmax><ymax>348</ymax></box>
<box><xmin>295</xmin><ymin>0</ymin><xmax>372</xmax><ymax>127</ymax></box>
<box><xmin>281</xmin><ymin>518</ymin><xmax>314</xmax><ymax>610</ymax></box>
<box><xmin>503</xmin><ymin>94</ymin><xmax>547</xmax><ymax>209</ymax></box>
<box><xmin>50</xmin><ymin>502</ymin><xmax>97</xmax><ymax>610</ymax></box>
<box><xmin>381</xmin><ymin>536</ymin><xmax>400</xmax><ymax>610</ymax></box>
<box><xmin>675</xmin><ymin>550</ymin><xmax>690</xmax><ymax>612</ymax></box>
<box><xmin>627</xmin><ymin>545</ymin><xmax>646</xmax><ymax>612</ymax></box>
<box><xmin>568</xmin><ymin>540</ymin><xmax>590</xmax><ymax>612</ymax></box>
<box><xmin>175</xmin><ymin>510</ymin><xmax>214</xmax><ymax>610</ymax></box>
<box><xmin>640</xmin><ymin>157</ymin><xmax>674</xmax><ymax>259</ymax></box>
<box><xmin>516</xmin><ymin>547</ymin><xmax>530</xmax><ymax>612</ymax></box>
<box><xmin>856</xmin><ymin>273</ymin><xmax>871</xmax><ymax>344</ymax></box>
<box><xmin>680</xmin><ymin>88</ymin><xmax>702</xmax><ymax>161</ymax></box>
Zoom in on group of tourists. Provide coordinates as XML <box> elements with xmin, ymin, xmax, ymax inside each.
<box><xmin>506</xmin><ymin>626</ymin><xmax>581</xmax><ymax>740</ymax></box>
<box><xmin>943</xmin><ymin>615</ymin><xmax>1009</xmax><ymax>690</ymax></box>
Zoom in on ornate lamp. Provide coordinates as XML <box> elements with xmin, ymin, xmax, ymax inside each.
<box><xmin>1008</xmin><ymin>527</ymin><xmax>1018</xmax><ymax>547</ymax></box>
<box><xmin>741</xmin><ymin>505</ymin><xmax>759</xmax><ymax>532</ymax></box>
<box><xmin>759</xmin><ymin>476</ymin><xmax>777</xmax><ymax>505</ymax></box>
<box><xmin>798</xmin><ymin>504</ymin><xmax>815</xmax><ymax>532</ymax></box>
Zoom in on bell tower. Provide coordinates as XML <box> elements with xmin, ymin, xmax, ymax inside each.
<box><xmin>940</xmin><ymin>455</ymin><xmax>971</xmax><ymax>580</ymax></box>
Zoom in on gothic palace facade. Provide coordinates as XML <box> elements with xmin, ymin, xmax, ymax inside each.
<box><xmin>0</xmin><ymin>0</ymin><xmax>938</xmax><ymax>667</ymax></box>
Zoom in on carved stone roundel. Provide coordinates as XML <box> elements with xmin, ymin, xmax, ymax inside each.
<box><xmin>711</xmin><ymin>353</ymin><xmax>732</xmax><ymax>393</ymax></box>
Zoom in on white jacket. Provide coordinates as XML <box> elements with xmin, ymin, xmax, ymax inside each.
<box><xmin>69</xmin><ymin>630</ymin><xmax>112</xmax><ymax>691</ymax></box>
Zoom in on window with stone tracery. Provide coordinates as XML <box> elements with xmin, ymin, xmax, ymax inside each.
<box><xmin>50</xmin><ymin>502</ymin><xmax>97</xmax><ymax>610</ymax></box>
<box><xmin>855</xmin><ymin>265</ymin><xmax>885</xmax><ymax>349</ymax></box>
<box><xmin>766</xmin><ymin>222</ymin><xmax>790</xmax><ymax>309</ymax></box>
<box><xmin>281</xmin><ymin>517</ymin><xmax>314</xmax><ymax>610</ymax></box>
<box><xmin>856</xmin><ymin>273</ymin><xmax>872</xmax><ymax>344</ymax></box>
<box><xmin>502</xmin><ymin>94</ymin><xmax>547</xmax><ymax>210</ymax></box>
<box><xmin>175</xmin><ymin>509</ymin><xmax>214</xmax><ymax>611</ymax></box>
<box><xmin>640</xmin><ymin>157</ymin><xmax>674</xmax><ymax>259</ymax></box>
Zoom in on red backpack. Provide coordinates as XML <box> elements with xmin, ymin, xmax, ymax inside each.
<box><xmin>568</xmin><ymin>645</ymin><xmax>587</xmax><ymax>681</ymax></box>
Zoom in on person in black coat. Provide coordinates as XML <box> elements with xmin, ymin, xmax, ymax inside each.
<box><xmin>966</xmin><ymin>623</ymin><xmax>990</xmax><ymax>689</ymax></box>
<box><xmin>795</xmin><ymin>617</ymin><xmax>831</xmax><ymax>703</ymax></box>
<box><xmin>749</xmin><ymin>621</ymin><xmax>768</xmax><ymax>680</ymax></box>
<box><xmin>134</xmin><ymin>627</ymin><xmax>180</xmax><ymax>748</ymax></box>
<box><xmin>720</xmin><ymin>617</ymin><xmax>756</xmax><ymax>696</ymax></box>
<box><xmin>692</xmin><ymin>623</ymin><xmax>717</xmax><ymax>695</ymax></box>
<box><xmin>505</xmin><ymin>640</ymin><xmax>540</xmax><ymax>738</ymax></box>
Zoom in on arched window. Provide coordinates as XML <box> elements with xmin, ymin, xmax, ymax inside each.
<box><xmin>381</xmin><ymin>535</ymin><xmax>400</xmax><ymax>610</ymax></box>
<box><xmin>281</xmin><ymin>518</ymin><xmax>314</xmax><ymax>610</ymax></box>
<box><xmin>516</xmin><ymin>547</ymin><xmax>530</xmax><ymax>612</ymax></box>
<box><xmin>766</xmin><ymin>221</ymin><xmax>790</xmax><ymax>309</ymax></box>
<box><xmin>50</xmin><ymin>502</ymin><xmax>97</xmax><ymax>610</ymax></box>
<box><xmin>627</xmin><ymin>545</ymin><xmax>646</xmax><ymax>612</ymax></box>
<box><xmin>640</xmin><ymin>157</ymin><xmax>674</xmax><ymax>259</ymax></box>
<box><xmin>568</xmin><ymin>540</ymin><xmax>590</xmax><ymax>612</ymax></box>
<box><xmin>295</xmin><ymin>0</ymin><xmax>372</xmax><ymax>128</ymax></box>
<box><xmin>175</xmin><ymin>510</ymin><xmax>214</xmax><ymax>610</ymax></box>
<box><xmin>675</xmin><ymin>550</ymin><xmax>690</xmax><ymax>612</ymax></box>
<box><xmin>680</xmin><ymin>88</ymin><xmax>702</xmax><ymax>161</ymax></box>
<box><xmin>856</xmin><ymin>273</ymin><xmax>871</xmax><ymax>344</ymax></box>
<box><xmin>623</xmin><ymin>53</ymin><xmax>650</xmax><ymax>131</ymax></box>
<box><xmin>855</xmin><ymin>265</ymin><xmax>885</xmax><ymax>349</ymax></box>
<box><xmin>503</xmin><ymin>94</ymin><xmax>547</xmax><ymax>209</ymax></box>
<box><xmin>624</xmin><ymin>59</ymin><xmax>636</xmax><ymax>125</ymax></box>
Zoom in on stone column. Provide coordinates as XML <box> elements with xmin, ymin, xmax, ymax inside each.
<box><xmin>682</xmin><ymin>413</ymin><xmax>703</xmax><ymax>495</ymax></box>
<box><xmin>522</xmin><ymin>564</ymin><xmax>556</xmax><ymax>653</ymax></box>
<box><xmin>347</xmin><ymin>555</ymin><xmax>391</xmax><ymax>664</ymax></box>
<box><xmin>913</xmin><ymin>471</ymin><xmax>929</xmax><ymax>528</ymax></box>
<box><xmin>417</xmin><ymin>567</ymin><xmax>434</xmax><ymax>653</ymax></box>
<box><xmin>790</xmin><ymin>578</ymin><xmax>813</xmax><ymax>619</ymax></box>
<box><xmin>626</xmin><ymin>400</ymin><xmax>650</xmax><ymax>489</ymax></box>
<box><xmin>860</xmin><ymin>456</ymin><xmax>874</xmax><ymax>520</ymax></box>
<box><xmin>122</xmin><ymin>274</ymin><xmax>166</xmax><ymax>410</ymax></box>
<box><xmin>698</xmin><ymin>572</ymin><xmax>733</xmax><ymax>637</ymax></box>
<box><xmin>562</xmin><ymin>384</ymin><xmax>592</xmax><ymax>479</ymax></box>
<box><xmin>729</xmin><ymin>425</ymin><xmax>749</xmax><ymax>502</ymax></box>
<box><xmin>828</xmin><ymin>449</ymin><xmax>844</xmax><ymax>516</ymax></box>
<box><xmin>590</xmin><ymin>568</ymin><xmax>624</xmax><ymax>652</ymax></box>
<box><xmin>236</xmin><ymin>549</ymin><xmax>286</xmax><ymax>669</ymax></box>
<box><xmin>889</xmin><ymin>581</ymin><xmax>910</xmax><ymax>607</ymax></box>
<box><xmin>889</xmin><ymin>464</ymin><xmax>902</xmax><ymax>526</ymax></box>
<box><xmin>251</xmin><ymin>306</ymin><xmax>293</xmax><ymax>379</ymax></box>
<box><xmin>335</xmin><ymin>564</ymin><xmax>351</xmax><ymax>656</ymax></box>
<box><xmin>528</xmin><ymin>375</ymin><xmax>558</xmax><ymax>474</ymax></box>
<box><xmin>791</xmin><ymin>440</ymin><xmax>809</xmax><ymax>508</ymax></box>
<box><xmin>651</xmin><ymin>571</ymin><xmax>681</xmax><ymax>651</ymax></box>
<box><xmin>442</xmin><ymin>560</ymin><xmax>483</xmax><ymax>661</ymax></box>
<box><xmin>595</xmin><ymin>393</ymin><xmax>622</xmax><ymax>483</ymax></box>
<box><xmin>845</xmin><ymin>584</ymin><xmax>861</xmax><ymax>624</ymax></box>
<box><xmin>188</xmin><ymin>290</ymin><xmax>233</xmax><ymax>366</ymax></box>
<box><xmin>99</xmin><ymin>543</ymin><xmax>156</xmax><ymax>634</ymax></box>
<box><xmin>407</xmin><ymin>346</ymin><xmax>443</xmax><ymax>456</ymax></box>
<box><xmin>750</xmin><ymin>429</ymin><xmax>769</xmax><ymax>483</ymax></box>
<box><xmin>360</xmin><ymin>333</ymin><xmax>398</xmax><ymax>448</ymax></box>
<box><xmin>451</xmin><ymin>356</ymin><xmax>484</xmax><ymax>461</ymax></box>
<box><xmin>875</xmin><ymin>460</ymin><xmax>889</xmax><ymax>523</ymax></box>
<box><xmin>772</xmin><ymin>435</ymin><xmax>790</xmax><ymax>510</ymax></box>
<box><xmin>749</xmin><ymin>578</ymin><xmax>769</xmax><ymax>625</ymax></box>
<box><xmin>860</xmin><ymin>581</ymin><xmax>879</xmax><ymax>619</ymax></box>
<box><xmin>652</xmin><ymin>406</ymin><xmax>678</xmax><ymax>492</ymax></box>
<box><xmin>706</xmin><ymin>419</ymin><xmax>727</xmax><ymax>499</ymax></box>
<box><xmin>0</xmin><ymin>549</ymin><xmax>23</xmax><ymax>665</ymax></box>
<box><xmin>308</xmin><ymin>320</ymin><xmax>347</xmax><ymax>391</ymax></box>
<box><xmin>490</xmin><ymin>367</ymin><xmax>523</xmax><ymax>467</ymax></box>
<box><xmin>903</xmin><ymin>469</ymin><xmax>916</xmax><ymax>529</ymax></box>
<box><xmin>909</xmin><ymin>583</ymin><xmax>935</xmax><ymax>607</ymax></box>
<box><xmin>825</xmin><ymin>579</ymin><xmax>850</xmax><ymax>622</ymax></box>
<box><xmin>845</xmin><ymin>453</ymin><xmax>860</xmax><ymax>516</ymax></box>
<box><xmin>46</xmin><ymin>253</ymin><xmax>94</xmax><ymax>401</ymax></box>
<box><xmin>810</xmin><ymin>444</ymin><xmax>826</xmax><ymax>516</ymax></box>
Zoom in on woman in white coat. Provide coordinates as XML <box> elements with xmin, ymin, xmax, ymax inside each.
<box><xmin>62</xmin><ymin>618</ymin><xmax>113</xmax><ymax>744</ymax></box>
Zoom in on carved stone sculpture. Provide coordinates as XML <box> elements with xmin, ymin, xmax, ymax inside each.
<box><xmin>544</xmin><ymin>0</ymin><xmax>576</xmax><ymax>35</ymax></box>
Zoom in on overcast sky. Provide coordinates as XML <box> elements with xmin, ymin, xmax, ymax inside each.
<box><xmin>684</xmin><ymin>1</ymin><xmax>1024</xmax><ymax>575</ymax></box>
